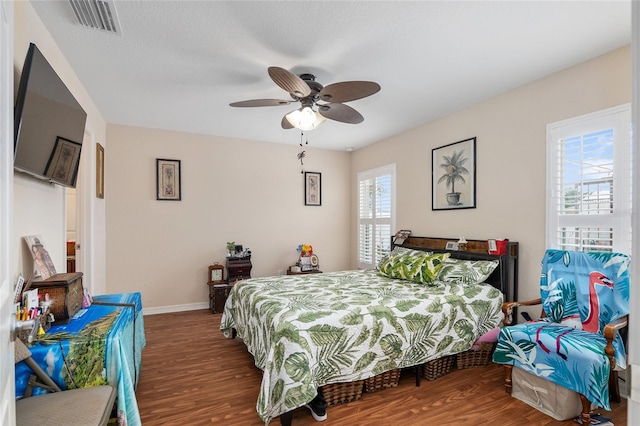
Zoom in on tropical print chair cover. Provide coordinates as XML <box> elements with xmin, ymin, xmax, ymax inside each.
<box><xmin>492</xmin><ymin>249</ymin><xmax>630</xmax><ymax>410</ymax></box>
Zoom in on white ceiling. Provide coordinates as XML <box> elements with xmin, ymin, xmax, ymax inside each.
<box><xmin>29</xmin><ymin>1</ymin><xmax>631</xmax><ymax>151</ymax></box>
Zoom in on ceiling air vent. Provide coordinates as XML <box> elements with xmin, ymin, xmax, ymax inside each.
<box><xmin>68</xmin><ymin>0</ymin><xmax>122</xmax><ymax>35</ymax></box>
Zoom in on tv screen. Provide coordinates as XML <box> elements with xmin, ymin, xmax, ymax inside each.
<box><xmin>14</xmin><ymin>43</ymin><xmax>87</xmax><ymax>188</ymax></box>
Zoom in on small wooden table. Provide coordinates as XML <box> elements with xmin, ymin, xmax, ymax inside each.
<box><xmin>208</xmin><ymin>283</ymin><xmax>233</xmax><ymax>313</ymax></box>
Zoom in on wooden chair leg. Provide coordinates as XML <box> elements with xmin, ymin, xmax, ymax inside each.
<box><xmin>579</xmin><ymin>394</ymin><xmax>591</xmax><ymax>425</ymax></box>
<box><xmin>609</xmin><ymin>370</ymin><xmax>621</xmax><ymax>403</ymax></box>
<box><xmin>504</xmin><ymin>365</ymin><xmax>513</xmax><ymax>394</ymax></box>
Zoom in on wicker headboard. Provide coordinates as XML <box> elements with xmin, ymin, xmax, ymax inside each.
<box><xmin>393</xmin><ymin>236</ymin><xmax>519</xmax><ymax>302</ymax></box>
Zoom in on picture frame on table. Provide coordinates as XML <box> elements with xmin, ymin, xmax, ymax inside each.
<box><xmin>445</xmin><ymin>241</ymin><xmax>459</xmax><ymax>251</ymax></box>
<box><xmin>96</xmin><ymin>143</ymin><xmax>104</xmax><ymax>199</ymax></box>
<box><xmin>304</xmin><ymin>171</ymin><xmax>321</xmax><ymax>206</ymax></box>
<box><xmin>23</xmin><ymin>235</ymin><xmax>57</xmax><ymax>280</ymax></box>
<box><xmin>394</xmin><ymin>230</ymin><xmax>412</xmax><ymax>246</ymax></box>
<box><xmin>432</xmin><ymin>137</ymin><xmax>476</xmax><ymax>210</ymax></box>
<box><xmin>44</xmin><ymin>136</ymin><xmax>82</xmax><ymax>187</ymax></box>
<box><xmin>156</xmin><ymin>158</ymin><xmax>181</xmax><ymax>201</ymax></box>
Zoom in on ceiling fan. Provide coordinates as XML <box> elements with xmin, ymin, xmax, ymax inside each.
<box><xmin>229</xmin><ymin>67</ymin><xmax>381</xmax><ymax>131</ymax></box>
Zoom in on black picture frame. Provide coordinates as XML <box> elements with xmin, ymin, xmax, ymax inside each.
<box><xmin>432</xmin><ymin>137</ymin><xmax>476</xmax><ymax>210</ymax></box>
<box><xmin>304</xmin><ymin>171</ymin><xmax>321</xmax><ymax>206</ymax></box>
<box><xmin>44</xmin><ymin>136</ymin><xmax>82</xmax><ymax>187</ymax></box>
<box><xmin>156</xmin><ymin>158</ymin><xmax>181</xmax><ymax>201</ymax></box>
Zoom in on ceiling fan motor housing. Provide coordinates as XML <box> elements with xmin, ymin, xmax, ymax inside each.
<box><xmin>293</xmin><ymin>74</ymin><xmax>323</xmax><ymax>100</ymax></box>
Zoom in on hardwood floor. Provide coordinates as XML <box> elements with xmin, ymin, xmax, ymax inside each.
<box><xmin>136</xmin><ymin>310</ymin><xmax>627</xmax><ymax>425</ymax></box>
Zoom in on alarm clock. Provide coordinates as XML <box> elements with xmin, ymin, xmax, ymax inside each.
<box><xmin>208</xmin><ymin>263</ymin><xmax>225</xmax><ymax>284</ymax></box>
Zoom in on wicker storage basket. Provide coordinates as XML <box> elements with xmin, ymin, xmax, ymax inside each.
<box><xmin>422</xmin><ymin>355</ymin><xmax>455</xmax><ymax>380</ymax></box>
<box><xmin>364</xmin><ymin>368</ymin><xmax>401</xmax><ymax>393</ymax></box>
<box><xmin>456</xmin><ymin>342</ymin><xmax>494</xmax><ymax>369</ymax></box>
<box><xmin>320</xmin><ymin>380</ymin><xmax>364</xmax><ymax>406</ymax></box>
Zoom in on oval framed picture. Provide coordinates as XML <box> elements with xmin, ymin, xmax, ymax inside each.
<box><xmin>310</xmin><ymin>254</ymin><xmax>319</xmax><ymax>267</ymax></box>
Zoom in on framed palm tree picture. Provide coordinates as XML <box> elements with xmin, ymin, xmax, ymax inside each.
<box><xmin>432</xmin><ymin>137</ymin><xmax>476</xmax><ymax>210</ymax></box>
<box><xmin>304</xmin><ymin>171</ymin><xmax>321</xmax><ymax>206</ymax></box>
<box><xmin>156</xmin><ymin>158</ymin><xmax>181</xmax><ymax>201</ymax></box>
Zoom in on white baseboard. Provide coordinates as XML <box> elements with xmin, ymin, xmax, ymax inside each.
<box><xmin>143</xmin><ymin>302</ymin><xmax>208</xmax><ymax>315</ymax></box>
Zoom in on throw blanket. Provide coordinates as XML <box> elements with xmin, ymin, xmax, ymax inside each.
<box><xmin>220</xmin><ymin>269</ymin><xmax>504</xmax><ymax>423</ymax></box>
<box><xmin>493</xmin><ymin>250</ymin><xmax>629</xmax><ymax>410</ymax></box>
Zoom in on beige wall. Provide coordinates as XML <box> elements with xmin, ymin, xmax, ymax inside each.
<box><xmin>106</xmin><ymin>125</ymin><xmax>351</xmax><ymax>311</ymax></box>
<box><xmin>13</xmin><ymin>1</ymin><xmax>107</xmax><ymax>288</ymax></box>
<box><xmin>352</xmin><ymin>46</ymin><xmax>631</xmax><ymax>302</ymax></box>
<box><xmin>13</xmin><ymin>0</ymin><xmax>631</xmax><ymax>311</ymax></box>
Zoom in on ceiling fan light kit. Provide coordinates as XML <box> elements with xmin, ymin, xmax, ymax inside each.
<box><xmin>230</xmin><ymin>66</ymin><xmax>380</xmax><ymax>131</ymax></box>
<box><xmin>285</xmin><ymin>107</ymin><xmax>326</xmax><ymax>131</ymax></box>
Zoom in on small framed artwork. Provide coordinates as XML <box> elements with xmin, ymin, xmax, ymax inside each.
<box><xmin>156</xmin><ymin>158</ymin><xmax>181</xmax><ymax>201</ymax></box>
<box><xmin>445</xmin><ymin>241</ymin><xmax>459</xmax><ymax>251</ymax></box>
<box><xmin>394</xmin><ymin>230</ymin><xmax>412</xmax><ymax>245</ymax></box>
<box><xmin>432</xmin><ymin>137</ymin><xmax>476</xmax><ymax>210</ymax></box>
<box><xmin>304</xmin><ymin>171</ymin><xmax>321</xmax><ymax>206</ymax></box>
<box><xmin>44</xmin><ymin>136</ymin><xmax>82</xmax><ymax>187</ymax></box>
<box><xmin>96</xmin><ymin>143</ymin><xmax>104</xmax><ymax>199</ymax></box>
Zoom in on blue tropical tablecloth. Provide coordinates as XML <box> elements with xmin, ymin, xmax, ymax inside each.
<box><xmin>15</xmin><ymin>292</ymin><xmax>145</xmax><ymax>426</ymax></box>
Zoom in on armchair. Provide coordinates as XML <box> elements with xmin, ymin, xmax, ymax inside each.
<box><xmin>492</xmin><ymin>249</ymin><xmax>629</xmax><ymax>425</ymax></box>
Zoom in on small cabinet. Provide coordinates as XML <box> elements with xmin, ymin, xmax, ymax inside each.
<box><xmin>227</xmin><ymin>257</ymin><xmax>252</xmax><ymax>283</ymax></box>
<box><xmin>209</xmin><ymin>283</ymin><xmax>232</xmax><ymax>314</ymax></box>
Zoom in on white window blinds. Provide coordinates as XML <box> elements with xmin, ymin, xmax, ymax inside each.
<box><xmin>358</xmin><ymin>164</ymin><xmax>395</xmax><ymax>269</ymax></box>
<box><xmin>547</xmin><ymin>104</ymin><xmax>631</xmax><ymax>254</ymax></box>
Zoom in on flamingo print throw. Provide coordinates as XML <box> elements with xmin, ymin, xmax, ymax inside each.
<box><xmin>493</xmin><ymin>250</ymin><xmax>630</xmax><ymax>410</ymax></box>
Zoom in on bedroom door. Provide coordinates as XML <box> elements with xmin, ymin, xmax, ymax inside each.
<box><xmin>0</xmin><ymin>1</ymin><xmax>16</xmax><ymax>424</ymax></box>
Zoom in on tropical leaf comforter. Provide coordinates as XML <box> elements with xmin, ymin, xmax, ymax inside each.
<box><xmin>220</xmin><ymin>269</ymin><xmax>504</xmax><ymax>424</ymax></box>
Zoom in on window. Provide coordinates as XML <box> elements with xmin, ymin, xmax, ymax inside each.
<box><xmin>547</xmin><ymin>104</ymin><xmax>631</xmax><ymax>253</ymax></box>
<box><xmin>357</xmin><ymin>164</ymin><xmax>396</xmax><ymax>269</ymax></box>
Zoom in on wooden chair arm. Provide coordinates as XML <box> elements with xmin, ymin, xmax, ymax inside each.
<box><xmin>603</xmin><ymin>316</ymin><xmax>628</xmax><ymax>340</ymax></box>
<box><xmin>501</xmin><ymin>298</ymin><xmax>542</xmax><ymax>326</ymax></box>
<box><xmin>603</xmin><ymin>315</ymin><xmax>628</xmax><ymax>369</ymax></box>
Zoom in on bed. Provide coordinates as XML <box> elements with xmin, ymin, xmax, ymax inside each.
<box><xmin>220</xmin><ymin>236</ymin><xmax>518</xmax><ymax>425</ymax></box>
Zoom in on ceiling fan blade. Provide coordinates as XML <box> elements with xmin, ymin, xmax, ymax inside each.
<box><xmin>229</xmin><ymin>99</ymin><xmax>292</xmax><ymax>107</ymax></box>
<box><xmin>318</xmin><ymin>81</ymin><xmax>380</xmax><ymax>103</ymax></box>
<box><xmin>318</xmin><ymin>103</ymin><xmax>364</xmax><ymax>124</ymax></box>
<box><xmin>268</xmin><ymin>67</ymin><xmax>311</xmax><ymax>98</ymax></box>
<box><xmin>281</xmin><ymin>113</ymin><xmax>295</xmax><ymax>129</ymax></box>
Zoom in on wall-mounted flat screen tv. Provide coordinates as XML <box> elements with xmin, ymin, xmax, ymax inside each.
<box><xmin>14</xmin><ymin>43</ymin><xmax>87</xmax><ymax>188</ymax></box>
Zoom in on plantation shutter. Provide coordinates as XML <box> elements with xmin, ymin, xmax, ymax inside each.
<box><xmin>547</xmin><ymin>104</ymin><xmax>631</xmax><ymax>254</ymax></box>
<box><xmin>358</xmin><ymin>164</ymin><xmax>395</xmax><ymax>269</ymax></box>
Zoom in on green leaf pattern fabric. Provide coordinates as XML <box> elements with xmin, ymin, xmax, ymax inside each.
<box><xmin>378</xmin><ymin>251</ymin><xmax>450</xmax><ymax>284</ymax></box>
<box><xmin>437</xmin><ymin>258</ymin><xmax>499</xmax><ymax>285</ymax></box>
<box><xmin>220</xmin><ymin>269</ymin><xmax>504</xmax><ymax>423</ymax></box>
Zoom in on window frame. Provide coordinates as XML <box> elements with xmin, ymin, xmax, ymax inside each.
<box><xmin>546</xmin><ymin>103</ymin><xmax>631</xmax><ymax>253</ymax></box>
<box><xmin>357</xmin><ymin>163</ymin><xmax>396</xmax><ymax>270</ymax></box>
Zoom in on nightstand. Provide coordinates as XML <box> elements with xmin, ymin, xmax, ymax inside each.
<box><xmin>227</xmin><ymin>256</ymin><xmax>252</xmax><ymax>283</ymax></box>
<box><xmin>207</xmin><ymin>262</ymin><xmax>230</xmax><ymax>313</ymax></box>
<box><xmin>208</xmin><ymin>283</ymin><xmax>233</xmax><ymax>314</ymax></box>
